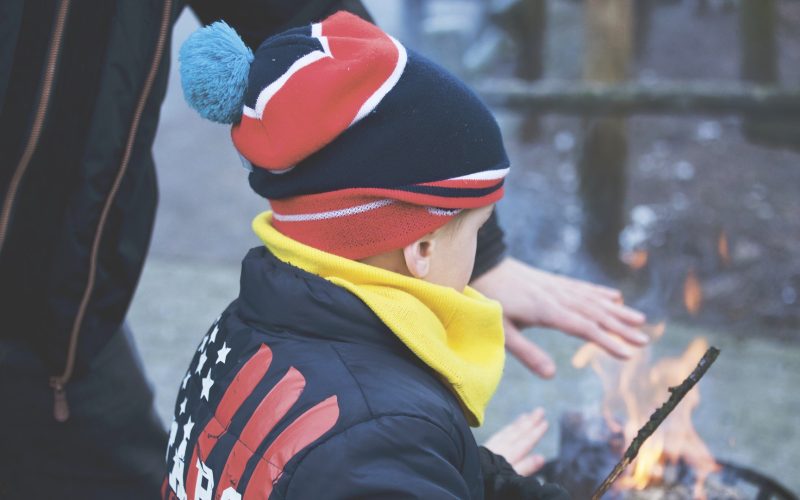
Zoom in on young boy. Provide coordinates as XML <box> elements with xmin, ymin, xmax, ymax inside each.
<box><xmin>165</xmin><ymin>12</ymin><xmax>567</xmax><ymax>500</ymax></box>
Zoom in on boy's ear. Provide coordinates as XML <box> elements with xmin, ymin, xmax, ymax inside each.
<box><xmin>403</xmin><ymin>236</ymin><xmax>435</xmax><ymax>279</ymax></box>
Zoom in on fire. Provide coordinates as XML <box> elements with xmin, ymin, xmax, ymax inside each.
<box><xmin>683</xmin><ymin>268</ymin><xmax>703</xmax><ymax>316</ymax></box>
<box><xmin>622</xmin><ymin>249</ymin><xmax>648</xmax><ymax>270</ymax></box>
<box><xmin>573</xmin><ymin>331</ymin><xmax>719</xmax><ymax>496</ymax></box>
<box><xmin>717</xmin><ymin>231</ymin><xmax>730</xmax><ymax>266</ymax></box>
<box><xmin>629</xmin><ymin>434</ymin><xmax>664</xmax><ymax>489</ymax></box>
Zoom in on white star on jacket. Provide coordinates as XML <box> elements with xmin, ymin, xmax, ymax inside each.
<box><xmin>195</xmin><ymin>351</ymin><xmax>207</xmax><ymax>375</ymax></box>
<box><xmin>200</xmin><ymin>372</ymin><xmax>214</xmax><ymax>401</ymax></box>
<box><xmin>216</xmin><ymin>342</ymin><xmax>231</xmax><ymax>364</ymax></box>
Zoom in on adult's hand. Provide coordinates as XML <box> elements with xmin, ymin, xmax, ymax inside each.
<box><xmin>471</xmin><ymin>256</ymin><xmax>648</xmax><ymax>378</ymax></box>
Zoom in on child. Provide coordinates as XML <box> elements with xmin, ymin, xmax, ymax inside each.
<box><xmin>164</xmin><ymin>12</ymin><xmax>567</xmax><ymax>500</ymax></box>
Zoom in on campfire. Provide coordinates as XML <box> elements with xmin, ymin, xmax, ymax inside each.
<box><xmin>570</xmin><ymin>326</ymin><xmax>719</xmax><ymax>498</ymax></box>
<box><xmin>535</xmin><ymin>321</ymin><xmax>797</xmax><ymax>499</ymax></box>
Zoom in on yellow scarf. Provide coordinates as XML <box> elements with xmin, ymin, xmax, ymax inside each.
<box><xmin>253</xmin><ymin>212</ymin><xmax>504</xmax><ymax>426</ymax></box>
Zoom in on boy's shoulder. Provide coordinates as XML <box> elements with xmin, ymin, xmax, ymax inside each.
<box><xmin>221</xmin><ymin>307</ymin><xmax>470</xmax><ymax>439</ymax></box>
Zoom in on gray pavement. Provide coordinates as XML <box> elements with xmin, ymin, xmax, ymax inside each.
<box><xmin>130</xmin><ymin>5</ymin><xmax>800</xmax><ymax>494</ymax></box>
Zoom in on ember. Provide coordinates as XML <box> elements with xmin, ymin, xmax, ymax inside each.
<box><xmin>717</xmin><ymin>231</ymin><xmax>730</xmax><ymax>267</ymax></box>
<box><xmin>622</xmin><ymin>250</ymin><xmax>649</xmax><ymax>270</ymax></box>
<box><xmin>683</xmin><ymin>269</ymin><xmax>703</xmax><ymax>316</ymax></box>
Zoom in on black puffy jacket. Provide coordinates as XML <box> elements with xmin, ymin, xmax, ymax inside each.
<box><xmin>0</xmin><ymin>0</ymin><xmax>505</xmax><ymax>421</ymax></box>
<box><xmin>165</xmin><ymin>246</ymin><xmax>541</xmax><ymax>499</ymax></box>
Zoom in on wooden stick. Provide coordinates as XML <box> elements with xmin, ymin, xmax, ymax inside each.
<box><xmin>591</xmin><ymin>346</ymin><xmax>721</xmax><ymax>500</ymax></box>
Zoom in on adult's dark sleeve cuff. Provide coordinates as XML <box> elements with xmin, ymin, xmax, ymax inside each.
<box><xmin>471</xmin><ymin>208</ymin><xmax>507</xmax><ymax>282</ymax></box>
<box><xmin>321</xmin><ymin>0</ymin><xmax>373</xmax><ymax>21</ymax></box>
<box><xmin>189</xmin><ymin>0</ymin><xmax>372</xmax><ymax>50</ymax></box>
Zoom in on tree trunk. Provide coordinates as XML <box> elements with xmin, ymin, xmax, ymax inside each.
<box><xmin>633</xmin><ymin>0</ymin><xmax>653</xmax><ymax>61</ymax></box>
<box><xmin>402</xmin><ymin>0</ymin><xmax>425</xmax><ymax>45</ymax></box>
<box><xmin>579</xmin><ymin>0</ymin><xmax>633</xmax><ymax>275</ymax></box>
<box><xmin>739</xmin><ymin>0</ymin><xmax>800</xmax><ymax>148</ymax></box>
<box><xmin>740</xmin><ymin>0</ymin><xmax>777</xmax><ymax>84</ymax></box>
<box><xmin>496</xmin><ymin>0</ymin><xmax>548</xmax><ymax>141</ymax></box>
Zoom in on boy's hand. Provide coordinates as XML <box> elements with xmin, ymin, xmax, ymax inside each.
<box><xmin>471</xmin><ymin>257</ymin><xmax>648</xmax><ymax>378</ymax></box>
<box><xmin>479</xmin><ymin>413</ymin><xmax>571</xmax><ymax>499</ymax></box>
<box><xmin>483</xmin><ymin>408</ymin><xmax>548</xmax><ymax>476</ymax></box>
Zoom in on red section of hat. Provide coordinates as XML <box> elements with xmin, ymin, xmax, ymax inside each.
<box><xmin>232</xmin><ymin>11</ymin><xmax>399</xmax><ymax>170</ymax></box>
<box><xmin>272</xmin><ymin>202</ymin><xmax>461</xmax><ymax>260</ymax></box>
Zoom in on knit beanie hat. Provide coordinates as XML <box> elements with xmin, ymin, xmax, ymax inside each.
<box><xmin>180</xmin><ymin>11</ymin><xmax>509</xmax><ymax>260</ymax></box>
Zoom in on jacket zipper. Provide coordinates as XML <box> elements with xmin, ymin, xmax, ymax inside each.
<box><xmin>50</xmin><ymin>0</ymin><xmax>173</xmax><ymax>422</ymax></box>
<box><xmin>0</xmin><ymin>0</ymin><xmax>71</xmax><ymax>254</ymax></box>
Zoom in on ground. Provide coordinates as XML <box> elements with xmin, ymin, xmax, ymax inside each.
<box><xmin>130</xmin><ymin>1</ymin><xmax>800</xmax><ymax>494</ymax></box>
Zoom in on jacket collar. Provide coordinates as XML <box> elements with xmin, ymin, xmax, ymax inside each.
<box><xmin>237</xmin><ymin>245</ymin><xmax>405</xmax><ymax>354</ymax></box>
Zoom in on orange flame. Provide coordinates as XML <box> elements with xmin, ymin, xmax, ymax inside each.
<box><xmin>718</xmin><ymin>231</ymin><xmax>730</xmax><ymax>266</ymax></box>
<box><xmin>684</xmin><ymin>268</ymin><xmax>703</xmax><ymax>316</ymax></box>
<box><xmin>622</xmin><ymin>250</ymin><xmax>649</xmax><ymax>270</ymax></box>
<box><xmin>572</xmin><ymin>331</ymin><xmax>719</xmax><ymax>495</ymax></box>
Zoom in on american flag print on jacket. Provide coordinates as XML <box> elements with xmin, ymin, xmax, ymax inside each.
<box><xmin>163</xmin><ymin>316</ymin><xmax>339</xmax><ymax>500</ymax></box>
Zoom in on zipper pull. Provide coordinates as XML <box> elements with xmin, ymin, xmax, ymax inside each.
<box><xmin>50</xmin><ymin>379</ymin><xmax>70</xmax><ymax>422</ymax></box>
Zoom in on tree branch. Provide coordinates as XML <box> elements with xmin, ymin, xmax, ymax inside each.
<box><xmin>475</xmin><ymin>79</ymin><xmax>800</xmax><ymax>117</ymax></box>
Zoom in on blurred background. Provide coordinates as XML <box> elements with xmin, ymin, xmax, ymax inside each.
<box><xmin>130</xmin><ymin>0</ymin><xmax>799</xmax><ymax>495</ymax></box>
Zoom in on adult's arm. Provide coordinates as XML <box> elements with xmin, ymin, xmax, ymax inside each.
<box><xmin>188</xmin><ymin>0</ymin><xmax>372</xmax><ymax>50</ymax></box>
<box><xmin>471</xmin><ymin>210</ymin><xmax>647</xmax><ymax>379</ymax></box>
<box><xmin>472</xmin><ymin>257</ymin><xmax>648</xmax><ymax>378</ymax></box>
<box><xmin>473</xmin><ymin>209</ymin><xmax>508</xmax><ymax>280</ymax></box>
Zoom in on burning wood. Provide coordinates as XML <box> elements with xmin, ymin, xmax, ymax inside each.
<box><xmin>592</xmin><ymin>345</ymin><xmax>721</xmax><ymax>499</ymax></box>
<box><xmin>570</xmin><ymin>325</ymin><xmax>722</xmax><ymax>499</ymax></box>
<box><xmin>549</xmin><ymin>414</ymin><xmax>746</xmax><ymax>500</ymax></box>
<box><xmin>625</xmin><ymin>480</ymin><xmax>747</xmax><ymax>500</ymax></box>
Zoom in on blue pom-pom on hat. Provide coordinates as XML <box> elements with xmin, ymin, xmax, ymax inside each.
<box><xmin>179</xmin><ymin>21</ymin><xmax>254</xmax><ymax>124</ymax></box>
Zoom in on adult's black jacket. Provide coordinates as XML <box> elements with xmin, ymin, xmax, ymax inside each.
<box><xmin>0</xmin><ymin>0</ymin><xmax>506</xmax><ymax>418</ymax></box>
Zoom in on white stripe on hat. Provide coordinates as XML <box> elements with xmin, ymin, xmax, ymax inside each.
<box><xmin>350</xmin><ymin>35</ymin><xmax>407</xmax><ymax>126</ymax></box>
<box><xmin>272</xmin><ymin>199</ymin><xmax>395</xmax><ymax>222</ymax></box>
<box><xmin>450</xmin><ymin>167</ymin><xmax>510</xmax><ymax>182</ymax></box>
<box><xmin>427</xmin><ymin>208</ymin><xmax>463</xmax><ymax>216</ymax></box>
<box><xmin>245</xmin><ymin>23</ymin><xmax>332</xmax><ymax>119</ymax></box>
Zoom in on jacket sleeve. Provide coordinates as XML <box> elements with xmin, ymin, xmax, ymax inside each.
<box><xmin>479</xmin><ymin>447</ymin><xmax>570</xmax><ymax>500</ymax></box>
<box><xmin>282</xmin><ymin>415</ymin><xmax>472</xmax><ymax>499</ymax></box>
<box><xmin>471</xmin><ymin>208</ymin><xmax>508</xmax><ymax>281</ymax></box>
<box><xmin>187</xmin><ymin>0</ymin><xmax>373</xmax><ymax>50</ymax></box>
